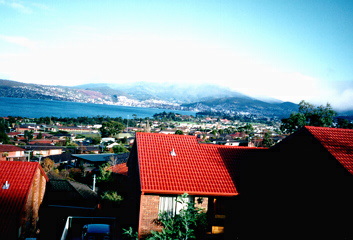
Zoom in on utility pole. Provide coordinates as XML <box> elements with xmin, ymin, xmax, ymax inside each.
<box><xmin>25</xmin><ymin>151</ymin><xmax>31</xmax><ymax>162</ymax></box>
<box><xmin>38</xmin><ymin>154</ymin><xmax>43</xmax><ymax>163</ymax></box>
<box><xmin>92</xmin><ymin>174</ymin><xmax>96</xmax><ymax>192</ymax></box>
<box><xmin>127</xmin><ymin>115</ymin><xmax>129</xmax><ymax>132</ymax></box>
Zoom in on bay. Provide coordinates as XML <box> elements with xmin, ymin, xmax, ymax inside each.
<box><xmin>0</xmin><ymin>97</ymin><xmax>196</xmax><ymax>118</ymax></box>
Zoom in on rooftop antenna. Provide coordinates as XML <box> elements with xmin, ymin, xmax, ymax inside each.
<box><xmin>170</xmin><ymin>148</ymin><xmax>177</xmax><ymax>157</ymax></box>
<box><xmin>2</xmin><ymin>181</ymin><xmax>10</xmax><ymax>189</ymax></box>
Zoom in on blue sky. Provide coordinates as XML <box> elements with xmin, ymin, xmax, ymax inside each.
<box><xmin>1</xmin><ymin>0</ymin><xmax>353</xmax><ymax>110</ymax></box>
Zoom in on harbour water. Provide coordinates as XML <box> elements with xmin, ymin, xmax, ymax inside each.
<box><xmin>0</xmin><ymin>97</ymin><xmax>196</xmax><ymax>118</ymax></box>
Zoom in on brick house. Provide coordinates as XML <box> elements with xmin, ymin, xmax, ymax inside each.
<box><xmin>124</xmin><ymin>127</ymin><xmax>353</xmax><ymax>239</ymax></box>
<box><xmin>57</xmin><ymin>126</ymin><xmax>97</xmax><ymax>133</ymax></box>
<box><xmin>264</xmin><ymin>126</ymin><xmax>353</xmax><ymax>239</ymax></box>
<box><xmin>22</xmin><ymin>145</ymin><xmax>63</xmax><ymax>158</ymax></box>
<box><xmin>126</xmin><ymin>132</ymin><xmax>266</xmax><ymax>239</ymax></box>
<box><xmin>0</xmin><ymin>161</ymin><xmax>48</xmax><ymax>239</ymax></box>
<box><xmin>6</xmin><ymin>131</ymin><xmax>22</xmax><ymax>139</ymax></box>
<box><xmin>0</xmin><ymin>144</ymin><xmax>26</xmax><ymax>161</ymax></box>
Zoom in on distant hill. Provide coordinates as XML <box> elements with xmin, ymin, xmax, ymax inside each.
<box><xmin>0</xmin><ymin>79</ymin><xmax>301</xmax><ymax>119</ymax></box>
<box><xmin>0</xmin><ymin>79</ymin><xmax>121</xmax><ymax>104</ymax></box>
<box><xmin>181</xmin><ymin>97</ymin><xmax>299</xmax><ymax>119</ymax></box>
<box><xmin>76</xmin><ymin>81</ymin><xmax>251</xmax><ymax>103</ymax></box>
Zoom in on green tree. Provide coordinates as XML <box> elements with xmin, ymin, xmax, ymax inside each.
<box><xmin>112</xmin><ymin>145</ymin><xmax>129</xmax><ymax>154</ymax></box>
<box><xmin>97</xmin><ymin>163</ymin><xmax>113</xmax><ymax>183</ymax></box>
<box><xmin>262</xmin><ymin>132</ymin><xmax>274</xmax><ymax>147</ymax></box>
<box><xmin>100</xmin><ymin>121</ymin><xmax>125</xmax><ymax>137</ymax></box>
<box><xmin>0</xmin><ymin>121</ymin><xmax>10</xmax><ymax>144</ymax></box>
<box><xmin>280</xmin><ymin>112</ymin><xmax>306</xmax><ymax>134</ymax></box>
<box><xmin>124</xmin><ymin>194</ymin><xmax>207</xmax><ymax>240</ymax></box>
<box><xmin>100</xmin><ymin>191</ymin><xmax>123</xmax><ymax>202</ymax></box>
<box><xmin>41</xmin><ymin>158</ymin><xmax>54</xmax><ymax>172</ymax></box>
<box><xmin>298</xmin><ymin>100</ymin><xmax>336</xmax><ymax>127</ymax></box>
<box><xmin>210</xmin><ymin>129</ymin><xmax>218</xmax><ymax>137</ymax></box>
<box><xmin>87</xmin><ymin>135</ymin><xmax>102</xmax><ymax>145</ymax></box>
<box><xmin>174</xmin><ymin>130</ymin><xmax>184</xmax><ymax>135</ymax></box>
<box><xmin>37</xmin><ymin>132</ymin><xmax>43</xmax><ymax>139</ymax></box>
<box><xmin>336</xmin><ymin>118</ymin><xmax>353</xmax><ymax>129</ymax></box>
<box><xmin>218</xmin><ymin>129</ymin><xmax>224</xmax><ymax>135</ymax></box>
<box><xmin>24</xmin><ymin>130</ymin><xmax>34</xmax><ymax>143</ymax></box>
<box><xmin>68</xmin><ymin>168</ymin><xmax>84</xmax><ymax>182</ymax></box>
<box><xmin>100</xmin><ymin>190</ymin><xmax>124</xmax><ymax>209</ymax></box>
<box><xmin>280</xmin><ymin>100</ymin><xmax>337</xmax><ymax>134</ymax></box>
<box><xmin>238</xmin><ymin>123</ymin><xmax>253</xmax><ymax>134</ymax></box>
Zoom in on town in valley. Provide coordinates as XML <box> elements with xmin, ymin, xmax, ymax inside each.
<box><xmin>2</xmin><ymin>102</ymin><xmax>353</xmax><ymax>239</ymax></box>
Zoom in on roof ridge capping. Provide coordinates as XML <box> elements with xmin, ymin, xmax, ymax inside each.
<box><xmin>136</xmin><ymin>132</ymin><xmax>197</xmax><ymax>138</ymax></box>
<box><xmin>304</xmin><ymin>125</ymin><xmax>353</xmax><ymax>131</ymax></box>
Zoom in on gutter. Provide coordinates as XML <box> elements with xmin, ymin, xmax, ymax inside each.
<box><xmin>141</xmin><ymin>189</ymin><xmax>238</xmax><ymax>197</ymax></box>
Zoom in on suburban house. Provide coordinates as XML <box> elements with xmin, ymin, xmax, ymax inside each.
<box><xmin>15</xmin><ymin>123</ymin><xmax>39</xmax><ymax>133</ymax></box>
<box><xmin>64</xmin><ymin>145</ymin><xmax>101</xmax><ymax>154</ymax></box>
<box><xmin>0</xmin><ymin>161</ymin><xmax>48</xmax><ymax>239</ymax></box>
<box><xmin>57</xmin><ymin>126</ymin><xmax>98</xmax><ymax>133</ymax></box>
<box><xmin>21</xmin><ymin>145</ymin><xmax>64</xmax><ymax>158</ymax></box>
<box><xmin>126</xmin><ymin>132</ymin><xmax>266</xmax><ymax>239</ymax></box>
<box><xmin>6</xmin><ymin>131</ymin><xmax>22</xmax><ymax>139</ymax></box>
<box><xmin>73</xmin><ymin>153</ymin><xmax>129</xmax><ymax>172</ymax></box>
<box><xmin>264</xmin><ymin>126</ymin><xmax>353</xmax><ymax>239</ymax></box>
<box><xmin>45</xmin><ymin>152</ymin><xmax>77</xmax><ymax>167</ymax></box>
<box><xmin>39</xmin><ymin>177</ymin><xmax>99</xmax><ymax>239</ymax></box>
<box><xmin>28</xmin><ymin>138</ymin><xmax>61</xmax><ymax>145</ymax></box>
<box><xmin>125</xmin><ymin>127</ymin><xmax>353</xmax><ymax>239</ymax></box>
<box><xmin>105</xmin><ymin>142</ymin><xmax>121</xmax><ymax>151</ymax></box>
<box><xmin>0</xmin><ymin>144</ymin><xmax>26</xmax><ymax>161</ymax></box>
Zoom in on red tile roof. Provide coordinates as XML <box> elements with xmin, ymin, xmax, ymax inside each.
<box><xmin>28</xmin><ymin>139</ymin><xmax>56</xmax><ymax>145</ymax></box>
<box><xmin>0</xmin><ymin>161</ymin><xmax>48</xmax><ymax>236</ymax></box>
<box><xmin>0</xmin><ymin>144</ymin><xmax>25</xmax><ymax>152</ymax></box>
<box><xmin>305</xmin><ymin>126</ymin><xmax>353</xmax><ymax>174</ymax></box>
<box><xmin>6</xmin><ymin>132</ymin><xmax>21</xmax><ymax>136</ymax></box>
<box><xmin>135</xmin><ymin>132</ymin><xmax>265</xmax><ymax>197</ymax></box>
<box><xmin>109</xmin><ymin>163</ymin><xmax>128</xmax><ymax>176</ymax></box>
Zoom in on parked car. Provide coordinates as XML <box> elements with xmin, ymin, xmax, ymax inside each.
<box><xmin>82</xmin><ymin>224</ymin><xmax>111</xmax><ymax>240</ymax></box>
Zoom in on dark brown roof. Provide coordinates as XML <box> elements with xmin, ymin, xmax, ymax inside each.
<box><xmin>0</xmin><ymin>144</ymin><xmax>24</xmax><ymax>152</ymax></box>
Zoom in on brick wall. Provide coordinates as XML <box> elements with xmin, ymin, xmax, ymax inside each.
<box><xmin>138</xmin><ymin>195</ymin><xmax>209</xmax><ymax>239</ymax></box>
<box><xmin>21</xmin><ymin>168</ymin><xmax>47</xmax><ymax>237</ymax></box>
<box><xmin>195</xmin><ymin>196</ymin><xmax>208</xmax><ymax>212</ymax></box>
<box><xmin>138</xmin><ymin>195</ymin><xmax>161</xmax><ymax>238</ymax></box>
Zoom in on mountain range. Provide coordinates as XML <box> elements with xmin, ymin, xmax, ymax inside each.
<box><xmin>0</xmin><ymin>79</ymin><xmax>301</xmax><ymax>119</ymax></box>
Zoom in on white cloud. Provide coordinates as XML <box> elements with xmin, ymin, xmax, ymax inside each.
<box><xmin>9</xmin><ymin>1</ymin><xmax>31</xmax><ymax>13</ymax></box>
<box><xmin>30</xmin><ymin>2</ymin><xmax>50</xmax><ymax>10</ymax></box>
<box><xmin>0</xmin><ymin>0</ymin><xmax>49</xmax><ymax>13</ymax></box>
<box><xmin>310</xmin><ymin>83</ymin><xmax>353</xmax><ymax>112</ymax></box>
<box><xmin>1</xmin><ymin>34</ymin><xmax>351</xmax><ymax>110</ymax></box>
<box><xmin>0</xmin><ymin>35</ymin><xmax>37</xmax><ymax>48</ymax></box>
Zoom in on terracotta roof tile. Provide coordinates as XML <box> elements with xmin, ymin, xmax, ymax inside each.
<box><xmin>6</xmin><ymin>132</ymin><xmax>21</xmax><ymax>136</ymax></box>
<box><xmin>109</xmin><ymin>163</ymin><xmax>128</xmax><ymax>176</ymax></box>
<box><xmin>305</xmin><ymin>126</ymin><xmax>353</xmax><ymax>174</ymax></box>
<box><xmin>0</xmin><ymin>161</ymin><xmax>48</xmax><ymax>236</ymax></box>
<box><xmin>0</xmin><ymin>144</ymin><xmax>25</xmax><ymax>152</ymax></box>
<box><xmin>135</xmin><ymin>132</ymin><xmax>265</xmax><ymax>197</ymax></box>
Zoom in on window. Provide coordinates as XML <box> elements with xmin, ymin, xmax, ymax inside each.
<box><xmin>159</xmin><ymin>195</ymin><xmax>194</xmax><ymax>216</ymax></box>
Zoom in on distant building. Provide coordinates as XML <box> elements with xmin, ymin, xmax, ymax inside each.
<box><xmin>0</xmin><ymin>144</ymin><xmax>26</xmax><ymax>161</ymax></box>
